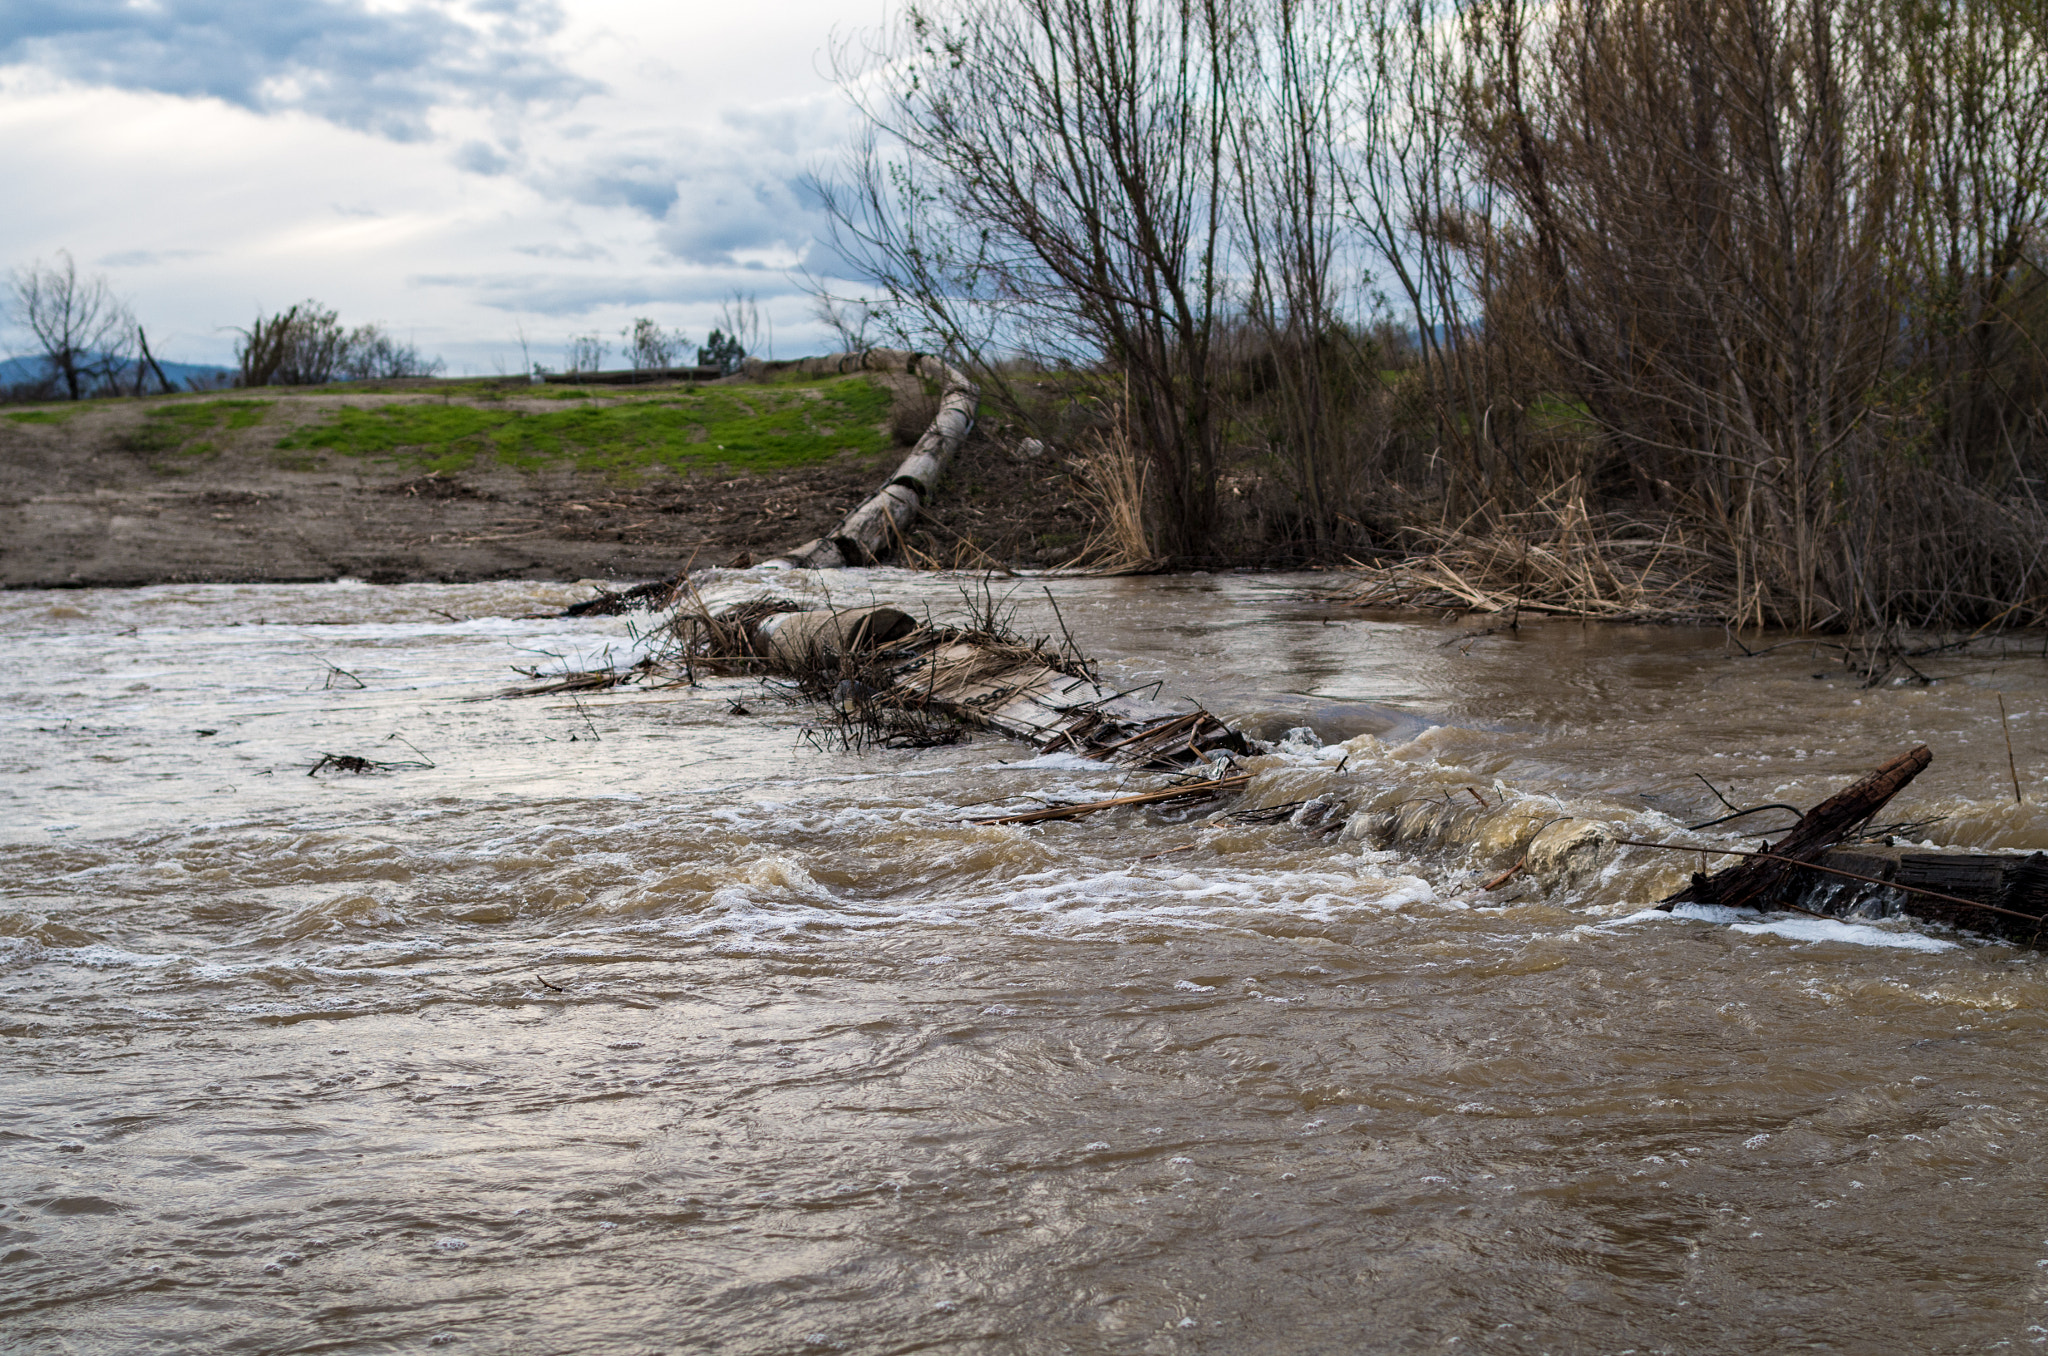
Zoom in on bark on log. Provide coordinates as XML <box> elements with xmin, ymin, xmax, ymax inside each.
<box><xmin>763</xmin><ymin>350</ymin><xmax>979</xmax><ymax>570</ymax></box>
<box><xmin>757</xmin><ymin>606</ymin><xmax>916</xmax><ymax>667</ymax></box>
<box><xmin>1659</xmin><ymin>744</ymin><xmax>1932</xmax><ymax>911</ymax></box>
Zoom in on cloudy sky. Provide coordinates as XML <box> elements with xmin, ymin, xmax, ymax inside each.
<box><xmin>0</xmin><ymin>0</ymin><xmax>882</xmax><ymax>372</ymax></box>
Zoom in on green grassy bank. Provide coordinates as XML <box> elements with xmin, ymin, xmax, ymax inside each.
<box><xmin>9</xmin><ymin>375</ymin><xmax>898</xmax><ymax>479</ymax></box>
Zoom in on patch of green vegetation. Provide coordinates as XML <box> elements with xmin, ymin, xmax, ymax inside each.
<box><xmin>5</xmin><ymin>407</ymin><xmax>88</xmax><ymax>425</ymax></box>
<box><xmin>123</xmin><ymin>399</ymin><xmax>274</xmax><ymax>467</ymax></box>
<box><xmin>275</xmin><ymin>377</ymin><xmax>896</xmax><ymax>476</ymax></box>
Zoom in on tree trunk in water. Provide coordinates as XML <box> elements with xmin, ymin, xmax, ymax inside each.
<box><xmin>1659</xmin><ymin>744</ymin><xmax>1932</xmax><ymax>911</ymax></box>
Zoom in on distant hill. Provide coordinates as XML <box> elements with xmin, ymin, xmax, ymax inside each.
<box><xmin>1</xmin><ymin>353</ymin><xmax>235</xmax><ymax>395</ymax></box>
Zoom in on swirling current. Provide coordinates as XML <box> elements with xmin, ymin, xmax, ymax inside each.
<box><xmin>3</xmin><ymin>570</ymin><xmax>2047</xmax><ymax>1355</ymax></box>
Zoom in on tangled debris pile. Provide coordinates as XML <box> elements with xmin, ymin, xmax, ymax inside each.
<box><xmin>512</xmin><ymin>574</ymin><xmax>2044</xmax><ymax>948</ymax></box>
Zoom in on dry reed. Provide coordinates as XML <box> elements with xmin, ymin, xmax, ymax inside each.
<box><xmin>1063</xmin><ymin>421</ymin><xmax>1164</xmax><ymax>573</ymax></box>
<box><xmin>1337</xmin><ymin>485</ymin><xmax>1734</xmax><ymax>623</ymax></box>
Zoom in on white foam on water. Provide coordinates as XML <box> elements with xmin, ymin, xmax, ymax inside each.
<box><xmin>1613</xmin><ymin>902</ymin><xmax>1961</xmax><ymax>952</ymax></box>
<box><xmin>48</xmin><ymin>943</ymin><xmax>185</xmax><ymax>969</ymax></box>
<box><xmin>1727</xmin><ymin>914</ymin><xmax>1959</xmax><ymax>952</ymax></box>
<box><xmin>1003</xmin><ymin>751</ymin><xmax>1109</xmax><ymax>771</ymax></box>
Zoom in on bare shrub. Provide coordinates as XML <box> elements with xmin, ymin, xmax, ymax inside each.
<box><xmin>237</xmin><ymin>304</ymin><xmax>443</xmax><ymax>386</ymax></box>
<box><xmin>339</xmin><ymin>325</ymin><xmax>445</xmax><ymax>380</ymax></box>
<box><xmin>813</xmin><ymin>0</ymin><xmax>2047</xmax><ymax>622</ymax></box>
<box><xmin>1450</xmin><ymin>0</ymin><xmax>2048</xmax><ymax>629</ymax></box>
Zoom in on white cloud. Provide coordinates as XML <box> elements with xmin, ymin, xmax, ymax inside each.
<box><xmin>0</xmin><ymin>0</ymin><xmax>879</xmax><ymax>371</ymax></box>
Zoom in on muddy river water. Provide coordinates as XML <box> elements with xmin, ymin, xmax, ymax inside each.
<box><xmin>4</xmin><ymin>570</ymin><xmax>2048</xmax><ymax>1355</ymax></box>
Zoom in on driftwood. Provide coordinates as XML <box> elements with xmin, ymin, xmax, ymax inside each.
<box><xmin>764</xmin><ymin>350</ymin><xmax>979</xmax><ymax>570</ymax></box>
<box><xmin>1659</xmin><ymin>745</ymin><xmax>1932</xmax><ymax>911</ymax></box>
<box><xmin>705</xmin><ymin>599</ymin><xmax>1246</xmax><ymax>770</ymax></box>
<box><xmin>757</xmin><ymin>606</ymin><xmax>916</xmax><ymax>668</ymax></box>
<box><xmin>1648</xmin><ymin>743</ymin><xmax>2048</xmax><ymax>944</ymax></box>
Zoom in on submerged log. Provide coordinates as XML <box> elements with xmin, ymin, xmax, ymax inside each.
<box><xmin>1796</xmin><ymin>844</ymin><xmax>2048</xmax><ymax>945</ymax></box>
<box><xmin>1659</xmin><ymin>745</ymin><xmax>1933</xmax><ymax>911</ymax></box>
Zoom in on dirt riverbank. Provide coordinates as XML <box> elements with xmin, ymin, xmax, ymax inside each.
<box><xmin>0</xmin><ymin>376</ymin><xmax>1091</xmax><ymax>588</ymax></box>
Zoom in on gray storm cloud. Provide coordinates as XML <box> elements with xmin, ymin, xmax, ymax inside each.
<box><xmin>0</xmin><ymin>0</ymin><xmax>598</xmax><ymax>140</ymax></box>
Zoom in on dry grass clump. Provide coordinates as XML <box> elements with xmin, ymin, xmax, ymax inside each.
<box><xmin>1063</xmin><ymin>422</ymin><xmax>1164</xmax><ymax>574</ymax></box>
<box><xmin>1338</xmin><ymin>485</ymin><xmax>1734</xmax><ymax>623</ymax></box>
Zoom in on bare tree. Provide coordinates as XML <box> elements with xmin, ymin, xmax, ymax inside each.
<box><xmin>809</xmin><ymin>0</ymin><xmax>2046</xmax><ymax>614</ymax></box>
<box><xmin>819</xmin><ymin>0</ymin><xmax>1245</xmax><ymax>556</ymax></box>
<box><xmin>565</xmin><ymin>333</ymin><xmax>608</xmax><ymax>374</ymax></box>
<box><xmin>809</xmin><ymin>290</ymin><xmax>876</xmax><ymax>351</ymax></box>
<box><xmin>238</xmin><ymin>303</ymin><xmax>444</xmax><ymax>386</ymax></box>
<box><xmin>8</xmin><ymin>251</ymin><xmax>135</xmax><ymax>400</ymax></box>
<box><xmin>622</xmin><ymin>317</ymin><xmax>689</xmax><ymax>370</ymax></box>
<box><xmin>691</xmin><ymin>291</ymin><xmax>762</xmax><ymax>375</ymax></box>
<box><xmin>1231</xmin><ymin>0</ymin><xmax>1376</xmax><ymax>553</ymax></box>
<box><xmin>339</xmin><ymin>325</ymin><xmax>445</xmax><ymax>380</ymax></box>
<box><xmin>236</xmin><ymin>302</ymin><xmax>348</xmax><ymax>386</ymax></box>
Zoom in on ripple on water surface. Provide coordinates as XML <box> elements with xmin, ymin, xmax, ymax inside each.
<box><xmin>3</xmin><ymin>573</ymin><xmax>2048</xmax><ymax>1353</ymax></box>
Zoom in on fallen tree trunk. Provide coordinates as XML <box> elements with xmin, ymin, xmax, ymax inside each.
<box><xmin>1658</xmin><ymin>745</ymin><xmax>1932</xmax><ymax>911</ymax></box>
<box><xmin>763</xmin><ymin>350</ymin><xmax>979</xmax><ymax>570</ymax></box>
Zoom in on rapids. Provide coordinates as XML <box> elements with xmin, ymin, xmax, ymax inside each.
<box><xmin>3</xmin><ymin>570</ymin><xmax>2047</xmax><ymax>1354</ymax></box>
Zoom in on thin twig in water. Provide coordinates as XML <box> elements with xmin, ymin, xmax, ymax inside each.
<box><xmin>1685</xmin><ymin>803</ymin><xmax>1804</xmax><ymax>831</ymax></box>
<box><xmin>318</xmin><ymin>658</ymin><xmax>365</xmax><ymax>690</ymax></box>
<box><xmin>306</xmin><ymin>734</ymin><xmax>435</xmax><ymax>776</ymax></box>
<box><xmin>1693</xmin><ymin>774</ymin><xmax>1742</xmax><ymax>815</ymax></box>
<box><xmin>1481</xmin><ymin>859</ymin><xmax>1525</xmax><ymax>890</ymax></box>
<box><xmin>569</xmin><ymin>690</ymin><xmax>601</xmax><ymax>741</ymax></box>
<box><xmin>1999</xmin><ymin>693</ymin><xmax>2024</xmax><ymax>805</ymax></box>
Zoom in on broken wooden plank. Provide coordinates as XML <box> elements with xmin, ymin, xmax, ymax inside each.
<box><xmin>1793</xmin><ymin>844</ymin><xmax>2048</xmax><ymax>944</ymax></box>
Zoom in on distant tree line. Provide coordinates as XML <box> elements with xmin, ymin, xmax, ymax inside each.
<box><xmin>3</xmin><ymin>253</ymin><xmax>445</xmax><ymax>399</ymax></box>
<box><xmin>818</xmin><ymin>0</ymin><xmax>2048</xmax><ymax>628</ymax></box>
<box><xmin>550</xmin><ymin>294</ymin><xmax>764</xmax><ymax>378</ymax></box>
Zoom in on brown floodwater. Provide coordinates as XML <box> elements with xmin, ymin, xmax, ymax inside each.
<box><xmin>3</xmin><ymin>569</ymin><xmax>2047</xmax><ymax>1355</ymax></box>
